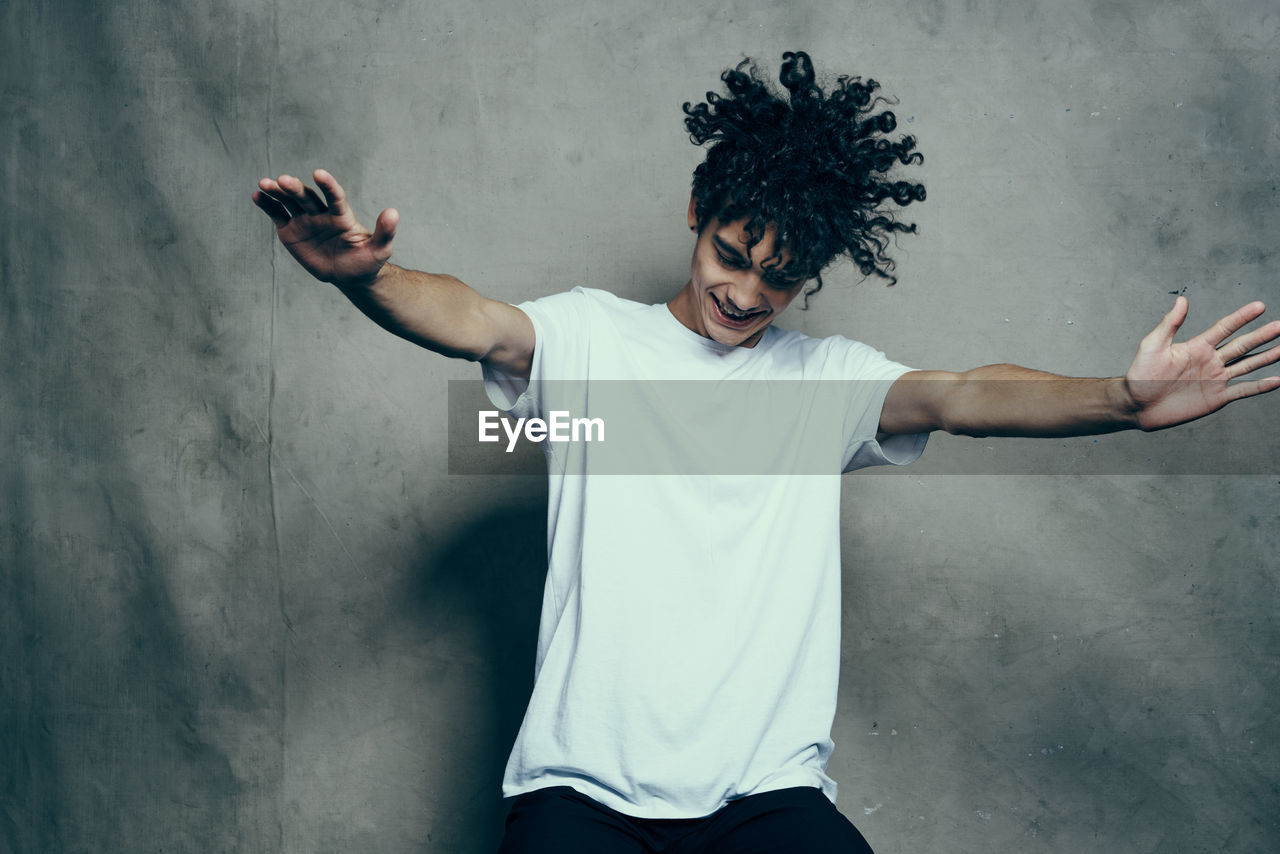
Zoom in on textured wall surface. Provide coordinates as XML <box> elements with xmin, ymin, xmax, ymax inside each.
<box><xmin>3</xmin><ymin>1</ymin><xmax>1277</xmax><ymax>852</ymax></box>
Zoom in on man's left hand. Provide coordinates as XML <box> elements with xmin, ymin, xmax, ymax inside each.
<box><xmin>1124</xmin><ymin>297</ymin><xmax>1280</xmax><ymax>431</ymax></box>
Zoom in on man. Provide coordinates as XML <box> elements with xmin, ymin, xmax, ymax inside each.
<box><xmin>252</xmin><ymin>52</ymin><xmax>1278</xmax><ymax>854</ymax></box>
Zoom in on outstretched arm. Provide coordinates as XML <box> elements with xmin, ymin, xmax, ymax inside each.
<box><xmin>879</xmin><ymin>297</ymin><xmax>1280</xmax><ymax>437</ymax></box>
<box><xmin>252</xmin><ymin>169</ymin><xmax>533</xmax><ymax>378</ymax></box>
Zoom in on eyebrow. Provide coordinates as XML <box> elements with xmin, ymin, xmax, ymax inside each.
<box><xmin>712</xmin><ymin>235</ymin><xmax>748</xmax><ymax>261</ymax></box>
<box><xmin>762</xmin><ymin>271</ymin><xmax>804</xmax><ymax>291</ymax></box>
<box><xmin>712</xmin><ymin>233</ymin><xmax>803</xmax><ymax>286</ymax></box>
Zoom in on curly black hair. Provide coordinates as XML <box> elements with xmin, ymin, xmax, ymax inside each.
<box><xmin>683</xmin><ymin>51</ymin><xmax>925</xmax><ymax>297</ymax></box>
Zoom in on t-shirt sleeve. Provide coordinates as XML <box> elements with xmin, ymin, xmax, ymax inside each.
<box><xmin>830</xmin><ymin>336</ymin><xmax>929</xmax><ymax>472</ymax></box>
<box><xmin>480</xmin><ymin>287</ymin><xmax>590</xmax><ymax>420</ymax></box>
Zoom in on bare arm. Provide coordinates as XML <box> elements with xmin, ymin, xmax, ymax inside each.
<box><xmin>880</xmin><ymin>298</ymin><xmax>1280</xmax><ymax>438</ymax></box>
<box><xmin>252</xmin><ymin>169</ymin><xmax>533</xmax><ymax>378</ymax></box>
<box><xmin>879</xmin><ymin>366</ymin><xmax>1136</xmax><ymax>438</ymax></box>
<box><xmin>333</xmin><ymin>263</ymin><xmax>533</xmax><ymax>376</ymax></box>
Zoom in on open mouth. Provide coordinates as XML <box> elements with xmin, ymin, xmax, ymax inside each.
<box><xmin>710</xmin><ymin>294</ymin><xmax>767</xmax><ymax>328</ymax></box>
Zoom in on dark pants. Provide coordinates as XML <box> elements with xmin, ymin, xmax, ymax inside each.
<box><xmin>497</xmin><ymin>785</ymin><xmax>876</xmax><ymax>853</ymax></box>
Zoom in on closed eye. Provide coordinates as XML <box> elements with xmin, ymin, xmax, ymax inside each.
<box><xmin>711</xmin><ymin>236</ymin><xmax>751</xmax><ymax>268</ymax></box>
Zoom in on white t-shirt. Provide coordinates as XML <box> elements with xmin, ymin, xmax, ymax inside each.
<box><xmin>482</xmin><ymin>287</ymin><xmax>927</xmax><ymax>818</ymax></box>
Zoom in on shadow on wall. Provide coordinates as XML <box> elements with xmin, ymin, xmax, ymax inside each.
<box><xmin>396</xmin><ymin>496</ymin><xmax>548</xmax><ymax>850</ymax></box>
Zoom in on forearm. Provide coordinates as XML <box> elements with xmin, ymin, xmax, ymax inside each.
<box><xmin>941</xmin><ymin>364</ymin><xmax>1141</xmax><ymax>438</ymax></box>
<box><xmin>334</xmin><ymin>263</ymin><xmax>495</xmax><ymax>361</ymax></box>
<box><xmin>884</xmin><ymin>298</ymin><xmax>1280</xmax><ymax>438</ymax></box>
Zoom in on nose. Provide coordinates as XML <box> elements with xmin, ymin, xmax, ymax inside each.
<box><xmin>723</xmin><ymin>271</ymin><xmax>767</xmax><ymax>313</ymax></box>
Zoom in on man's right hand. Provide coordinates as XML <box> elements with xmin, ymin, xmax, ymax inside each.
<box><xmin>252</xmin><ymin>167</ymin><xmax>534</xmax><ymax>375</ymax></box>
<box><xmin>252</xmin><ymin>169</ymin><xmax>397</xmax><ymax>288</ymax></box>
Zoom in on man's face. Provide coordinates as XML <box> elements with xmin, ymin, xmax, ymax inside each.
<box><xmin>669</xmin><ymin>199</ymin><xmax>807</xmax><ymax>348</ymax></box>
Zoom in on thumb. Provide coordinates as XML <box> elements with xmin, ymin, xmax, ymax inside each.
<box><xmin>370</xmin><ymin>208</ymin><xmax>399</xmax><ymax>255</ymax></box>
<box><xmin>1148</xmin><ymin>295</ymin><xmax>1188</xmax><ymax>348</ymax></box>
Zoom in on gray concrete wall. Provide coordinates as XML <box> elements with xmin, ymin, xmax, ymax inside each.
<box><xmin>3</xmin><ymin>0</ymin><xmax>1276</xmax><ymax>851</ymax></box>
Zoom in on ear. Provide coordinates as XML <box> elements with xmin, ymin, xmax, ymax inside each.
<box><xmin>687</xmin><ymin>194</ymin><xmax>698</xmax><ymax>232</ymax></box>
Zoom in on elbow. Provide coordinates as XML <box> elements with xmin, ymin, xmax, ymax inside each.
<box><xmin>934</xmin><ymin>373</ymin><xmax>994</xmax><ymax>438</ymax></box>
<box><xmin>940</xmin><ymin>416</ymin><xmax>991</xmax><ymax>439</ymax></box>
<box><xmin>457</xmin><ymin>301</ymin><xmax>502</xmax><ymax>363</ymax></box>
<box><xmin>947</xmin><ymin>423</ymin><xmax>990</xmax><ymax>438</ymax></box>
<box><xmin>929</xmin><ymin>375</ymin><xmax>970</xmax><ymax>437</ymax></box>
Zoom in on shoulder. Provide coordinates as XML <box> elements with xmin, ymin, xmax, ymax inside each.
<box><xmin>766</xmin><ymin>327</ymin><xmax>911</xmax><ymax>381</ymax></box>
<box><xmin>521</xmin><ymin>286</ymin><xmax>644</xmax><ymax>318</ymax></box>
<box><xmin>765</xmin><ymin>326</ymin><xmax>878</xmax><ymax>362</ymax></box>
<box><xmin>572</xmin><ymin>287</ymin><xmax>652</xmax><ymax>318</ymax></box>
<box><xmin>514</xmin><ymin>287</ymin><xmax>661</xmax><ymax>351</ymax></box>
